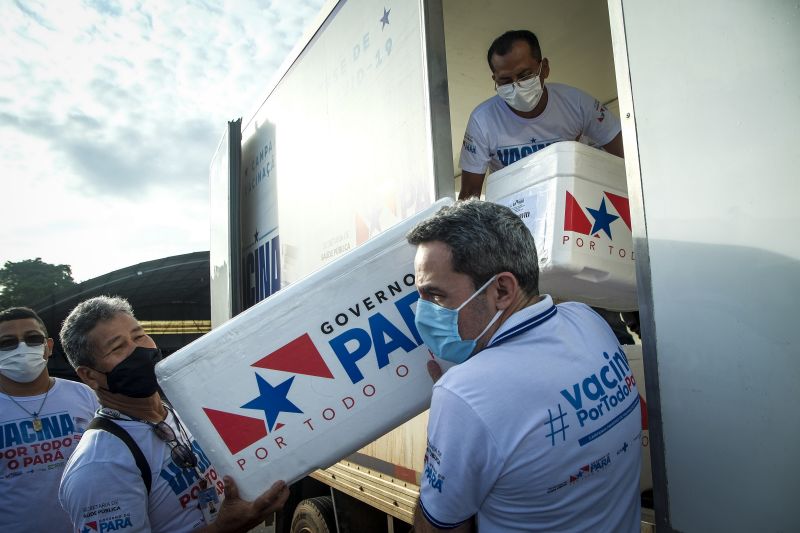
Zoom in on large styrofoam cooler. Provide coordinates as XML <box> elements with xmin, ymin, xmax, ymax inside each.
<box><xmin>485</xmin><ymin>141</ymin><xmax>637</xmax><ymax>311</ymax></box>
<box><xmin>156</xmin><ymin>198</ymin><xmax>453</xmax><ymax>501</ymax></box>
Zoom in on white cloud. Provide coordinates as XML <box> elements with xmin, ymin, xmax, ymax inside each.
<box><xmin>0</xmin><ymin>0</ymin><xmax>325</xmax><ymax>282</ymax></box>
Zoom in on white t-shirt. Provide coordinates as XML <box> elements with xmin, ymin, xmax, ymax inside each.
<box><xmin>0</xmin><ymin>377</ymin><xmax>99</xmax><ymax>532</ymax></box>
<box><xmin>460</xmin><ymin>83</ymin><xmax>621</xmax><ymax>174</ymax></box>
<box><xmin>418</xmin><ymin>296</ymin><xmax>642</xmax><ymax>532</ymax></box>
<box><xmin>60</xmin><ymin>408</ymin><xmax>223</xmax><ymax>533</ymax></box>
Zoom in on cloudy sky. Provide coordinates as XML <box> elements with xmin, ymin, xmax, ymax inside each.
<box><xmin>0</xmin><ymin>0</ymin><xmax>325</xmax><ymax>282</ymax></box>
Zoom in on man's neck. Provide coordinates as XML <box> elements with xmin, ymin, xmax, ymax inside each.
<box><xmin>507</xmin><ymin>292</ymin><xmax>545</xmax><ymax>317</ymax></box>
<box><xmin>476</xmin><ymin>292</ymin><xmax>544</xmax><ymax>353</ymax></box>
<box><xmin>508</xmin><ymin>85</ymin><xmax>549</xmax><ymax>119</ymax></box>
<box><xmin>98</xmin><ymin>391</ymin><xmax>166</xmax><ymax>423</ymax></box>
<box><xmin>0</xmin><ymin>371</ymin><xmax>52</xmax><ymax>397</ymax></box>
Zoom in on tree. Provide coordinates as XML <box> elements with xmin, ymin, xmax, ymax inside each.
<box><xmin>0</xmin><ymin>258</ymin><xmax>77</xmax><ymax>309</ymax></box>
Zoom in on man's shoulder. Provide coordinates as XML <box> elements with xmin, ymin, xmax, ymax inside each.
<box><xmin>66</xmin><ymin>426</ymin><xmax>145</xmax><ymax>476</ymax></box>
<box><xmin>54</xmin><ymin>376</ymin><xmax>94</xmax><ymax>394</ymax></box>
<box><xmin>53</xmin><ymin>377</ymin><xmax>99</xmax><ymax>408</ymax></box>
<box><xmin>547</xmin><ymin>82</ymin><xmax>597</xmax><ymax>104</ymax></box>
<box><xmin>470</xmin><ymin>94</ymin><xmax>505</xmax><ymax>118</ymax></box>
<box><xmin>555</xmin><ymin>299</ymin><xmax>595</xmax><ymax>314</ymax></box>
<box><xmin>556</xmin><ymin>300</ymin><xmax>608</xmax><ymax>324</ymax></box>
<box><xmin>436</xmin><ymin>346</ymin><xmax>515</xmax><ymax>396</ymax></box>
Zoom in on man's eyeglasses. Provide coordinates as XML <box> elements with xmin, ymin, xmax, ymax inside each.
<box><xmin>0</xmin><ymin>334</ymin><xmax>46</xmax><ymax>351</ymax></box>
<box><xmin>495</xmin><ymin>71</ymin><xmax>539</xmax><ymax>90</ymax></box>
<box><xmin>152</xmin><ymin>421</ymin><xmax>198</xmax><ymax>469</ymax></box>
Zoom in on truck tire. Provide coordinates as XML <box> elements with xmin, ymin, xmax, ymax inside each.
<box><xmin>290</xmin><ymin>496</ymin><xmax>335</xmax><ymax>533</ymax></box>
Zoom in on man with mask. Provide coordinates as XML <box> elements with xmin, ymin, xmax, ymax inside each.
<box><xmin>407</xmin><ymin>200</ymin><xmax>641</xmax><ymax>532</ymax></box>
<box><xmin>458</xmin><ymin>29</ymin><xmax>624</xmax><ymax>200</ymax></box>
<box><xmin>0</xmin><ymin>307</ymin><xmax>99</xmax><ymax>532</ymax></box>
<box><xmin>59</xmin><ymin>296</ymin><xmax>289</xmax><ymax>532</ymax></box>
<box><xmin>459</xmin><ymin>29</ymin><xmax>635</xmax><ymax>346</ymax></box>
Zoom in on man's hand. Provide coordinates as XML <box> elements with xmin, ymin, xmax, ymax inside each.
<box><xmin>203</xmin><ymin>476</ymin><xmax>290</xmax><ymax>533</ymax></box>
<box><xmin>427</xmin><ymin>360</ymin><xmax>444</xmax><ymax>383</ymax></box>
<box><xmin>602</xmin><ymin>131</ymin><xmax>625</xmax><ymax>158</ymax></box>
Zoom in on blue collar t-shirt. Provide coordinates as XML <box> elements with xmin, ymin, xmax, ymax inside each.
<box><xmin>419</xmin><ymin>296</ymin><xmax>641</xmax><ymax>532</ymax></box>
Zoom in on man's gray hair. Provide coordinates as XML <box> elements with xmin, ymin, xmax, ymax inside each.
<box><xmin>60</xmin><ymin>296</ymin><xmax>135</xmax><ymax>369</ymax></box>
<box><xmin>406</xmin><ymin>199</ymin><xmax>539</xmax><ymax>295</ymax></box>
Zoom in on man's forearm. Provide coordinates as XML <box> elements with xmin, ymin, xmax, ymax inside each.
<box><xmin>458</xmin><ymin>170</ymin><xmax>486</xmax><ymax>200</ymax></box>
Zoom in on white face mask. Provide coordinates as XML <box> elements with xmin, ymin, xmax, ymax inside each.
<box><xmin>0</xmin><ymin>342</ymin><xmax>47</xmax><ymax>383</ymax></box>
<box><xmin>496</xmin><ymin>67</ymin><xmax>544</xmax><ymax>113</ymax></box>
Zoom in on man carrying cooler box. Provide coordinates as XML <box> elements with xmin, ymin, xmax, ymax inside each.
<box><xmin>458</xmin><ymin>28</ymin><xmax>637</xmax><ymax>344</ymax></box>
<box><xmin>408</xmin><ymin>200</ymin><xmax>641</xmax><ymax>532</ymax></box>
<box><xmin>58</xmin><ymin>296</ymin><xmax>289</xmax><ymax>533</ymax></box>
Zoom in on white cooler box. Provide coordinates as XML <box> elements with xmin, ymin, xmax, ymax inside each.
<box><xmin>485</xmin><ymin>141</ymin><xmax>637</xmax><ymax>311</ymax></box>
<box><xmin>156</xmin><ymin>198</ymin><xmax>453</xmax><ymax>501</ymax></box>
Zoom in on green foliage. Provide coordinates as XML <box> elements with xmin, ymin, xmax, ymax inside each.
<box><xmin>0</xmin><ymin>258</ymin><xmax>77</xmax><ymax>309</ymax></box>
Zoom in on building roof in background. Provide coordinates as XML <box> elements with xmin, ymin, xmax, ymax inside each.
<box><xmin>29</xmin><ymin>251</ymin><xmax>210</xmax><ymax>380</ymax></box>
<box><xmin>32</xmin><ymin>251</ymin><xmax>210</xmax><ymax>326</ymax></box>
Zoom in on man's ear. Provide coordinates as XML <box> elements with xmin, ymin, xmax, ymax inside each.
<box><xmin>541</xmin><ymin>57</ymin><xmax>550</xmax><ymax>80</ymax></box>
<box><xmin>76</xmin><ymin>366</ymin><xmax>103</xmax><ymax>391</ymax></box>
<box><xmin>494</xmin><ymin>272</ymin><xmax>520</xmax><ymax>309</ymax></box>
<box><xmin>45</xmin><ymin>338</ymin><xmax>54</xmax><ymax>359</ymax></box>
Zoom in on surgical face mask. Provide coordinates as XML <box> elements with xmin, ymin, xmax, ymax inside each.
<box><xmin>496</xmin><ymin>66</ymin><xmax>544</xmax><ymax>112</ymax></box>
<box><xmin>415</xmin><ymin>275</ymin><xmax>503</xmax><ymax>364</ymax></box>
<box><xmin>0</xmin><ymin>342</ymin><xmax>47</xmax><ymax>383</ymax></box>
<box><xmin>96</xmin><ymin>346</ymin><xmax>163</xmax><ymax>398</ymax></box>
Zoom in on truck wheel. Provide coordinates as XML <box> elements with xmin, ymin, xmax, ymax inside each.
<box><xmin>290</xmin><ymin>496</ymin><xmax>335</xmax><ymax>533</ymax></box>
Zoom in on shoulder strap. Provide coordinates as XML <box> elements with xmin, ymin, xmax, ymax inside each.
<box><xmin>88</xmin><ymin>417</ymin><xmax>152</xmax><ymax>494</ymax></box>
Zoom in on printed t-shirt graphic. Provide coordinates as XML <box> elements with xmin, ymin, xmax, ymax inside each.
<box><xmin>60</xmin><ymin>409</ymin><xmax>222</xmax><ymax>533</ymax></box>
<box><xmin>1</xmin><ymin>378</ymin><xmax>99</xmax><ymax>533</ymax></box>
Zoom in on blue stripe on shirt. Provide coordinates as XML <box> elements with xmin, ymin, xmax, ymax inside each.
<box><xmin>419</xmin><ymin>498</ymin><xmax>468</xmax><ymax>529</ymax></box>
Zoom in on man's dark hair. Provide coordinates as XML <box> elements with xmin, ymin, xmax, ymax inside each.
<box><xmin>406</xmin><ymin>199</ymin><xmax>539</xmax><ymax>296</ymax></box>
<box><xmin>487</xmin><ymin>30</ymin><xmax>542</xmax><ymax>70</ymax></box>
<box><xmin>0</xmin><ymin>307</ymin><xmax>48</xmax><ymax>336</ymax></box>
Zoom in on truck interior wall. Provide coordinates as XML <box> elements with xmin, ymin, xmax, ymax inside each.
<box><xmin>611</xmin><ymin>1</ymin><xmax>799</xmax><ymax>531</ymax></box>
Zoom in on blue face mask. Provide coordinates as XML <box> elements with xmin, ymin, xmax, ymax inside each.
<box><xmin>415</xmin><ymin>275</ymin><xmax>503</xmax><ymax>364</ymax></box>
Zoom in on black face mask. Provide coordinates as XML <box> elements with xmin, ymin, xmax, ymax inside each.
<box><xmin>98</xmin><ymin>346</ymin><xmax>164</xmax><ymax>398</ymax></box>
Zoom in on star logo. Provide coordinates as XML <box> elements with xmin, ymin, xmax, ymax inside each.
<box><xmin>530</xmin><ymin>137</ymin><xmax>537</xmax><ymax>144</ymax></box>
<box><xmin>622</xmin><ymin>442</ymin><xmax>629</xmax><ymax>453</ymax></box>
<box><xmin>203</xmin><ymin>334</ymin><xmax>334</xmax><ymax>454</ymax></box>
<box><xmin>254</xmin><ymin>229</ymin><xmax>259</xmax><ymax>243</ymax></box>
<box><xmin>586</xmin><ymin>198</ymin><xmax>619</xmax><ymax>239</ymax></box>
<box><xmin>380</xmin><ymin>7</ymin><xmax>391</xmax><ymax>29</ymax></box>
<box><xmin>241</xmin><ymin>375</ymin><xmax>304</xmax><ymax>431</ymax></box>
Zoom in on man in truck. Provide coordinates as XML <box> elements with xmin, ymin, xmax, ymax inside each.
<box><xmin>458</xmin><ymin>29</ymin><xmax>624</xmax><ymax>199</ymax></box>
<box><xmin>58</xmin><ymin>296</ymin><xmax>289</xmax><ymax>532</ymax></box>
<box><xmin>408</xmin><ymin>200</ymin><xmax>641</xmax><ymax>532</ymax></box>
<box><xmin>459</xmin><ymin>29</ymin><xmax>634</xmax><ymax>345</ymax></box>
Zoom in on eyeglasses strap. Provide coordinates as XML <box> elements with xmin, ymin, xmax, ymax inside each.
<box><xmin>99</xmin><ymin>405</ymin><xmax>203</xmax><ymax>477</ymax></box>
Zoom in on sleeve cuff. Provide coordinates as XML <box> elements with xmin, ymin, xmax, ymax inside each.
<box><xmin>419</xmin><ymin>498</ymin><xmax>468</xmax><ymax>530</ymax></box>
